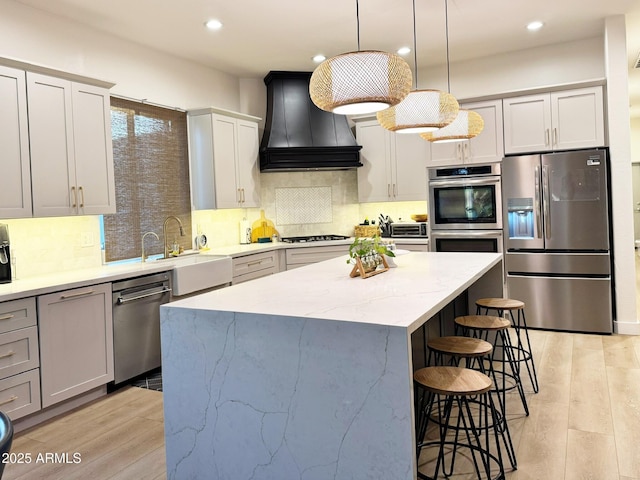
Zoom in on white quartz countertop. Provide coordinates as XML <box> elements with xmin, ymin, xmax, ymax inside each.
<box><xmin>167</xmin><ymin>251</ymin><xmax>501</xmax><ymax>333</ymax></box>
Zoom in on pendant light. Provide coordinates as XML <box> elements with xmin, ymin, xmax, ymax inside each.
<box><xmin>309</xmin><ymin>0</ymin><xmax>413</xmax><ymax>115</ymax></box>
<box><xmin>377</xmin><ymin>0</ymin><xmax>459</xmax><ymax>134</ymax></box>
<box><xmin>421</xmin><ymin>0</ymin><xmax>484</xmax><ymax>142</ymax></box>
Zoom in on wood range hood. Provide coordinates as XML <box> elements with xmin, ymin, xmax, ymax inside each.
<box><xmin>259</xmin><ymin>71</ymin><xmax>362</xmax><ymax>172</ymax></box>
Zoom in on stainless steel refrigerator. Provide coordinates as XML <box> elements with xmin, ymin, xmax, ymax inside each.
<box><xmin>502</xmin><ymin>149</ymin><xmax>613</xmax><ymax>333</ymax></box>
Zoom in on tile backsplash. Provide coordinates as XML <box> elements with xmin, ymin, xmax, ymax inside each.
<box><xmin>2</xmin><ymin>170</ymin><xmax>427</xmax><ymax>279</ymax></box>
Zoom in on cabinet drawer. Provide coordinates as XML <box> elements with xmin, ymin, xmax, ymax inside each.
<box><xmin>0</xmin><ymin>297</ymin><xmax>37</xmax><ymax>334</ymax></box>
<box><xmin>0</xmin><ymin>326</ymin><xmax>39</xmax><ymax>379</ymax></box>
<box><xmin>0</xmin><ymin>369</ymin><xmax>41</xmax><ymax>421</ymax></box>
<box><xmin>286</xmin><ymin>245</ymin><xmax>349</xmax><ymax>269</ymax></box>
<box><xmin>232</xmin><ymin>251</ymin><xmax>278</xmax><ymax>277</ymax></box>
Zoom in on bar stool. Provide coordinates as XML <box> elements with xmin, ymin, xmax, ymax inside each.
<box><xmin>476</xmin><ymin>298</ymin><xmax>539</xmax><ymax>393</ymax></box>
<box><xmin>455</xmin><ymin>315</ymin><xmax>529</xmax><ymax>417</ymax></box>
<box><xmin>414</xmin><ymin>366</ymin><xmax>505</xmax><ymax>480</ymax></box>
<box><xmin>426</xmin><ymin>336</ymin><xmax>517</xmax><ymax>471</ymax></box>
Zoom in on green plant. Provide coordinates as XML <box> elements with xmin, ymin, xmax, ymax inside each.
<box><xmin>347</xmin><ymin>236</ymin><xmax>395</xmax><ymax>264</ymax></box>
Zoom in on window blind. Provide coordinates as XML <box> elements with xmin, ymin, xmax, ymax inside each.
<box><xmin>103</xmin><ymin>98</ymin><xmax>192</xmax><ymax>262</ymax></box>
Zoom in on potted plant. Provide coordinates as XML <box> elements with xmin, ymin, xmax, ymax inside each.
<box><xmin>347</xmin><ymin>236</ymin><xmax>395</xmax><ymax>277</ymax></box>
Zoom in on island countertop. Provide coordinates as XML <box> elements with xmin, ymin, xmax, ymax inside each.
<box><xmin>168</xmin><ymin>251</ymin><xmax>502</xmax><ymax>333</ymax></box>
<box><xmin>161</xmin><ymin>251</ymin><xmax>503</xmax><ymax>480</ymax></box>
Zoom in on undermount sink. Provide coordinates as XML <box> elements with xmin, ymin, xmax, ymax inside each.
<box><xmin>166</xmin><ymin>254</ymin><xmax>233</xmax><ymax>297</ymax></box>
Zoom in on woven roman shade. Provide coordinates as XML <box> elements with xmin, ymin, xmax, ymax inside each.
<box><xmin>103</xmin><ymin>98</ymin><xmax>192</xmax><ymax>262</ymax></box>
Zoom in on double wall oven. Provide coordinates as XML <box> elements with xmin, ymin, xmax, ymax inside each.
<box><xmin>428</xmin><ymin>163</ymin><xmax>503</xmax><ymax>253</ymax></box>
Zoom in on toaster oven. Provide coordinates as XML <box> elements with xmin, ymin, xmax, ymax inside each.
<box><xmin>390</xmin><ymin>222</ymin><xmax>428</xmax><ymax>238</ymax></box>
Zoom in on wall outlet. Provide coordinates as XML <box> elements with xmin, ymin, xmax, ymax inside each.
<box><xmin>81</xmin><ymin>232</ymin><xmax>94</xmax><ymax>247</ymax></box>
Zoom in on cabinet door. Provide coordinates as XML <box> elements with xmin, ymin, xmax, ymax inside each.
<box><xmin>189</xmin><ymin>113</ymin><xmax>216</xmax><ymax>209</ymax></box>
<box><xmin>72</xmin><ymin>83</ymin><xmax>116</xmax><ymax>214</ymax></box>
<box><xmin>392</xmin><ymin>133</ymin><xmax>429</xmax><ymax>201</ymax></box>
<box><xmin>356</xmin><ymin>120</ymin><xmax>392</xmax><ymax>202</ymax></box>
<box><xmin>38</xmin><ymin>283</ymin><xmax>114</xmax><ymax>408</ymax></box>
<box><xmin>27</xmin><ymin>73</ymin><xmax>77</xmax><ymax>217</ymax></box>
<box><xmin>503</xmin><ymin>93</ymin><xmax>552</xmax><ymax>154</ymax></box>
<box><xmin>464</xmin><ymin>99</ymin><xmax>504</xmax><ymax>164</ymax></box>
<box><xmin>428</xmin><ymin>141</ymin><xmax>464</xmax><ymax>167</ymax></box>
<box><xmin>0</xmin><ymin>66</ymin><xmax>32</xmax><ymax>218</ymax></box>
<box><xmin>212</xmin><ymin>114</ymin><xmax>241</xmax><ymax>209</ymax></box>
<box><xmin>236</xmin><ymin>119</ymin><xmax>261</xmax><ymax>208</ymax></box>
<box><xmin>551</xmin><ymin>87</ymin><xmax>605</xmax><ymax>150</ymax></box>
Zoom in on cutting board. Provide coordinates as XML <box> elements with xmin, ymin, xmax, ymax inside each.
<box><xmin>251</xmin><ymin>210</ymin><xmax>278</xmax><ymax>242</ymax></box>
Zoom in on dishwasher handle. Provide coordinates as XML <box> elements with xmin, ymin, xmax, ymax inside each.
<box><xmin>116</xmin><ymin>287</ymin><xmax>171</xmax><ymax>304</ymax></box>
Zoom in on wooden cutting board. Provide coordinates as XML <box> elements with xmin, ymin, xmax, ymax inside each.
<box><xmin>251</xmin><ymin>210</ymin><xmax>278</xmax><ymax>242</ymax></box>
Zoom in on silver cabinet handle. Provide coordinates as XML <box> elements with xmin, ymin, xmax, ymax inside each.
<box><xmin>78</xmin><ymin>186</ymin><xmax>85</xmax><ymax>208</ymax></box>
<box><xmin>247</xmin><ymin>260</ymin><xmax>262</xmax><ymax>267</ymax></box>
<box><xmin>553</xmin><ymin>128</ymin><xmax>558</xmax><ymax>147</ymax></box>
<box><xmin>545</xmin><ymin>128</ymin><xmax>550</xmax><ymax>147</ymax></box>
<box><xmin>241</xmin><ymin>188</ymin><xmax>245</xmax><ymax>203</ymax></box>
<box><xmin>393</xmin><ymin>183</ymin><xmax>397</xmax><ymax>197</ymax></box>
<box><xmin>71</xmin><ymin>186</ymin><xmax>77</xmax><ymax>208</ymax></box>
<box><xmin>0</xmin><ymin>350</ymin><xmax>15</xmax><ymax>359</ymax></box>
<box><xmin>60</xmin><ymin>289</ymin><xmax>95</xmax><ymax>299</ymax></box>
<box><xmin>387</xmin><ymin>184</ymin><xmax>391</xmax><ymax>197</ymax></box>
<box><xmin>0</xmin><ymin>314</ymin><xmax>14</xmax><ymax>321</ymax></box>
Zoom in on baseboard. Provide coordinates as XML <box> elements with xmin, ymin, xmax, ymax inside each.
<box><xmin>613</xmin><ymin>320</ymin><xmax>640</xmax><ymax>335</ymax></box>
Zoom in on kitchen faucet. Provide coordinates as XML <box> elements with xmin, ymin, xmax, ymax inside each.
<box><xmin>163</xmin><ymin>216</ymin><xmax>185</xmax><ymax>258</ymax></box>
<box><xmin>141</xmin><ymin>231</ymin><xmax>159</xmax><ymax>263</ymax></box>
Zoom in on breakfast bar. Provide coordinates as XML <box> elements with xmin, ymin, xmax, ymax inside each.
<box><xmin>160</xmin><ymin>252</ymin><xmax>503</xmax><ymax>480</ymax></box>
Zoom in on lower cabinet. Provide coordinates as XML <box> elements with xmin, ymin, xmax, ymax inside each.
<box><xmin>0</xmin><ymin>297</ymin><xmax>41</xmax><ymax>420</ymax></box>
<box><xmin>38</xmin><ymin>283</ymin><xmax>113</xmax><ymax>408</ymax></box>
<box><xmin>232</xmin><ymin>251</ymin><xmax>279</xmax><ymax>284</ymax></box>
<box><xmin>285</xmin><ymin>245</ymin><xmax>350</xmax><ymax>270</ymax></box>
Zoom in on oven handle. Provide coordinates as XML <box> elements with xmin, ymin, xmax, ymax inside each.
<box><xmin>428</xmin><ymin>177</ymin><xmax>500</xmax><ymax>188</ymax></box>
<box><xmin>116</xmin><ymin>287</ymin><xmax>172</xmax><ymax>304</ymax></box>
<box><xmin>430</xmin><ymin>230</ymin><xmax>502</xmax><ymax>238</ymax></box>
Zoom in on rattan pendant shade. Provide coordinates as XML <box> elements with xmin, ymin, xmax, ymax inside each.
<box><xmin>309</xmin><ymin>50</ymin><xmax>412</xmax><ymax>115</ymax></box>
<box><xmin>420</xmin><ymin>109</ymin><xmax>485</xmax><ymax>143</ymax></box>
<box><xmin>377</xmin><ymin>89</ymin><xmax>459</xmax><ymax>133</ymax></box>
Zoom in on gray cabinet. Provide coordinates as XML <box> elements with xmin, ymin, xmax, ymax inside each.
<box><xmin>0</xmin><ymin>297</ymin><xmax>41</xmax><ymax>420</ymax></box>
<box><xmin>38</xmin><ymin>283</ymin><xmax>113</xmax><ymax>408</ymax></box>
<box><xmin>27</xmin><ymin>72</ymin><xmax>116</xmax><ymax>217</ymax></box>
<box><xmin>189</xmin><ymin>108</ymin><xmax>261</xmax><ymax>209</ymax></box>
<box><xmin>285</xmin><ymin>245</ymin><xmax>349</xmax><ymax>270</ymax></box>
<box><xmin>0</xmin><ymin>65</ymin><xmax>32</xmax><ymax>218</ymax></box>
<box><xmin>232</xmin><ymin>250</ymin><xmax>279</xmax><ymax>284</ymax></box>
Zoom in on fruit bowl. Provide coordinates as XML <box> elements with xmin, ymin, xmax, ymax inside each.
<box><xmin>411</xmin><ymin>214</ymin><xmax>428</xmax><ymax>222</ymax></box>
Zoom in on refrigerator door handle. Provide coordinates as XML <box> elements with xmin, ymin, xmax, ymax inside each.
<box><xmin>542</xmin><ymin>164</ymin><xmax>551</xmax><ymax>239</ymax></box>
<box><xmin>534</xmin><ymin>165</ymin><xmax>542</xmax><ymax>239</ymax></box>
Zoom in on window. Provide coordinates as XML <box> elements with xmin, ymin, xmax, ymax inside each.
<box><xmin>103</xmin><ymin>98</ymin><xmax>192</xmax><ymax>262</ymax></box>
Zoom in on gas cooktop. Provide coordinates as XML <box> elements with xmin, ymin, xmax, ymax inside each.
<box><xmin>280</xmin><ymin>235</ymin><xmax>350</xmax><ymax>244</ymax></box>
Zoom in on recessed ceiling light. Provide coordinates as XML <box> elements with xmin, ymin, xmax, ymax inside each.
<box><xmin>313</xmin><ymin>54</ymin><xmax>326</xmax><ymax>63</ymax></box>
<box><xmin>527</xmin><ymin>21</ymin><xmax>544</xmax><ymax>31</ymax></box>
<box><xmin>205</xmin><ymin>19</ymin><xmax>223</xmax><ymax>30</ymax></box>
<box><xmin>397</xmin><ymin>46</ymin><xmax>411</xmax><ymax>56</ymax></box>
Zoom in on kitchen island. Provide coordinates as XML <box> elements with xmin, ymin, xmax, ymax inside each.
<box><xmin>160</xmin><ymin>251</ymin><xmax>502</xmax><ymax>480</ymax></box>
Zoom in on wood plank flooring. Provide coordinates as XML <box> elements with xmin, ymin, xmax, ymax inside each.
<box><xmin>3</xmin><ymin>329</ymin><xmax>640</xmax><ymax>479</ymax></box>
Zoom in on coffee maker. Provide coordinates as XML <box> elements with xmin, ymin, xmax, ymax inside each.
<box><xmin>0</xmin><ymin>224</ymin><xmax>11</xmax><ymax>284</ymax></box>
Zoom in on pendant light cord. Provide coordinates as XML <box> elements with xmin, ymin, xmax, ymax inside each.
<box><xmin>412</xmin><ymin>0</ymin><xmax>418</xmax><ymax>89</ymax></box>
<box><xmin>445</xmin><ymin>0</ymin><xmax>451</xmax><ymax>93</ymax></box>
<box><xmin>356</xmin><ymin>0</ymin><xmax>361</xmax><ymax>51</ymax></box>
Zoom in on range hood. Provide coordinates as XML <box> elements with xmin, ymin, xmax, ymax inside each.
<box><xmin>260</xmin><ymin>71</ymin><xmax>362</xmax><ymax>171</ymax></box>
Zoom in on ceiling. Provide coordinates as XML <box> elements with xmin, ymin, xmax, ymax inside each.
<box><xmin>13</xmin><ymin>0</ymin><xmax>640</xmax><ymax>116</ymax></box>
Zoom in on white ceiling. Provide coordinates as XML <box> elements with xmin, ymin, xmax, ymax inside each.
<box><xmin>13</xmin><ymin>0</ymin><xmax>640</xmax><ymax>115</ymax></box>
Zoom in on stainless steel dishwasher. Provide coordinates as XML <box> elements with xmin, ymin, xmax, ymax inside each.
<box><xmin>112</xmin><ymin>272</ymin><xmax>171</xmax><ymax>384</ymax></box>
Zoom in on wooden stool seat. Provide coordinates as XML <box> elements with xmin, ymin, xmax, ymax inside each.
<box><xmin>414</xmin><ymin>366</ymin><xmax>492</xmax><ymax>396</ymax></box>
<box><xmin>476</xmin><ymin>297</ymin><xmax>524</xmax><ymax>311</ymax></box>
<box><xmin>427</xmin><ymin>336</ymin><xmax>492</xmax><ymax>358</ymax></box>
<box><xmin>455</xmin><ymin>315</ymin><xmax>510</xmax><ymax>331</ymax></box>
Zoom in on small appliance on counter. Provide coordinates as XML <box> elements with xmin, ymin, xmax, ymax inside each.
<box><xmin>0</xmin><ymin>224</ymin><xmax>11</xmax><ymax>284</ymax></box>
<box><xmin>239</xmin><ymin>218</ymin><xmax>251</xmax><ymax>244</ymax></box>
<box><xmin>390</xmin><ymin>222</ymin><xmax>428</xmax><ymax>238</ymax></box>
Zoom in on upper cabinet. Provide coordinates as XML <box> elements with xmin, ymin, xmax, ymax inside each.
<box><xmin>427</xmin><ymin>99</ymin><xmax>505</xmax><ymax>167</ymax></box>
<box><xmin>189</xmin><ymin>108</ymin><xmax>261</xmax><ymax>210</ymax></box>
<box><xmin>355</xmin><ymin>118</ymin><xmax>430</xmax><ymax>203</ymax></box>
<box><xmin>503</xmin><ymin>86</ymin><xmax>605</xmax><ymax>154</ymax></box>
<box><xmin>28</xmin><ymin>73</ymin><xmax>116</xmax><ymax>217</ymax></box>
<box><xmin>0</xmin><ymin>66</ymin><xmax>32</xmax><ymax>219</ymax></box>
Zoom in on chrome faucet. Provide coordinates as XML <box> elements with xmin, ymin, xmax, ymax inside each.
<box><xmin>163</xmin><ymin>216</ymin><xmax>185</xmax><ymax>258</ymax></box>
<box><xmin>141</xmin><ymin>231</ymin><xmax>159</xmax><ymax>263</ymax></box>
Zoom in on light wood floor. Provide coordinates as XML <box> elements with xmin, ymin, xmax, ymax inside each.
<box><xmin>3</xmin><ymin>329</ymin><xmax>640</xmax><ymax>480</ymax></box>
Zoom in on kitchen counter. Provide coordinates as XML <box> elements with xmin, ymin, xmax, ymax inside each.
<box><xmin>160</xmin><ymin>251</ymin><xmax>502</xmax><ymax>480</ymax></box>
